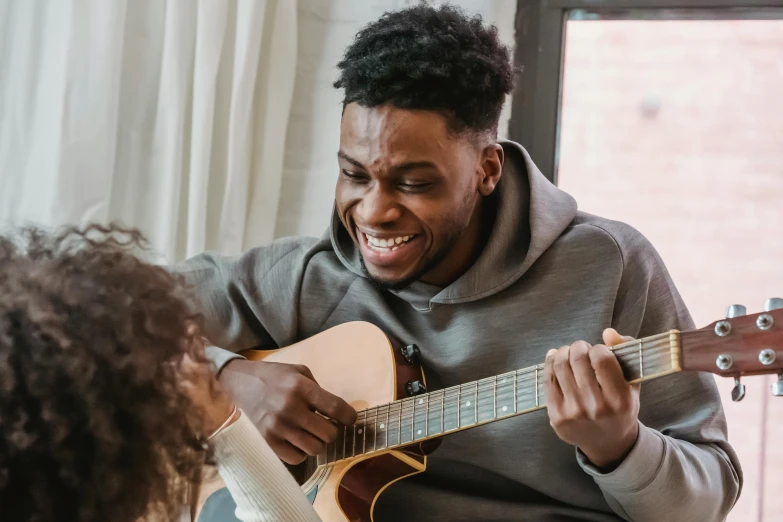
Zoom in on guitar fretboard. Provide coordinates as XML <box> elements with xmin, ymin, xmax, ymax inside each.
<box><xmin>318</xmin><ymin>331</ymin><xmax>680</xmax><ymax>466</ymax></box>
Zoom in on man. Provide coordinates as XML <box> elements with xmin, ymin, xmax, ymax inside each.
<box><xmin>175</xmin><ymin>5</ymin><xmax>741</xmax><ymax>521</ymax></box>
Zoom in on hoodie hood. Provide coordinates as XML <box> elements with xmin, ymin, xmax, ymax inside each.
<box><xmin>329</xmin><ymin>140</ymin><xmax>577</xmax><ymax>310</ymax></box>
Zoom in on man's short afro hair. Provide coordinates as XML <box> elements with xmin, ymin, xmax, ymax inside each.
<box><xmin>334</xmin><ymin>3</ymin><xmax>515</xmax><ymax>136</ymax></box>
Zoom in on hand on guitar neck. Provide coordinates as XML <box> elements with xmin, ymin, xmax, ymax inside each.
<box><xmin>545</xmin><ymin>328</ymin><xmax>641</xmax><ymax>471</ymax></box>
<box><xmin>217</xmin><ymin>359</ymin><xmax>357</xmax><ymax>465</ymax></box>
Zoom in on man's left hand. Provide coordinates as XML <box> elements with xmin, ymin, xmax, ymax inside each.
<box><xmin>544</xmin><ymin>328</ymin><xmax>640</xmax><ymax>470</ymax></box>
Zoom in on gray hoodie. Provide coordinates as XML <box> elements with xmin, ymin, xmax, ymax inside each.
<box><xmin>176</xmin><ymin>141</ymin><xmax>742</xmax><ymax>521</ymax></box>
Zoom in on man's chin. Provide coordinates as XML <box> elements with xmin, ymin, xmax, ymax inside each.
<box><xmin>359</xmin><ymin>257</ymin><xmax>419</xmax><ymax>292</ymax></box>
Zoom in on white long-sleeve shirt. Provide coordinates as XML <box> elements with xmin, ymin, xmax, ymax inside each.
<box><xmin>212</xmin><ymin>411</ymin><xmax>321</xmax><ymax>522</ymax></box>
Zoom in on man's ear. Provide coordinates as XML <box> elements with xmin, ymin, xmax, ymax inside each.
<box><xmin>478</xmin><ymin>143</ymin><xmax>504</xmax><ymax>196</ymax></box>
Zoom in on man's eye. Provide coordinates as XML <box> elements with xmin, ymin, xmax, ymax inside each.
<box><xmin>399</xmin><ymin>182</ymin><xmax>431</xmax><ymax>193</ymax></box>
<box><xmin>342</xmin><ymin>170</ymin><xmax>368</xmax><ymax>183</ymax></box>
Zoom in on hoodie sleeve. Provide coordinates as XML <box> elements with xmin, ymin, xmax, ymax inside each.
<box><xmin>575</xmin><ymin>223</ymin><xmax>742</xmax><ymax>522</ymax></box>
<box><xmin>170</xmin><ymin>238</ymin><xmax>318</xmax><ymax>372</ymax></box>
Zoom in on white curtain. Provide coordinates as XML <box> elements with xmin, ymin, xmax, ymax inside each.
<box><xmin>0</xmin><ymin>0</ymin><xmax>297</xmax><ymax>262</ymax></box>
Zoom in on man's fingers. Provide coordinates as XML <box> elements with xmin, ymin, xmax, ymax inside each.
<box><xmin>544</xmin><ymin>349</ymin><xmax>563</xmax><ymax>408</ymax></box>
<box><xmin>602</xmin><ymin>328</ymin><xmax>635</xmax><ymax>347</ymax></box>
<box><xmin>280</xmin><ymin>423</ymin><xmax>328</xmax><ymax>457</ymax></box>
<box><xmin>302</xmin><ymin>380</ymin><xmax>357</xmax><ymax>426</ymax></box>
<box><xmin>292</xmin><ymin>364</ymin><xmax>317</xmax><ymax>382</ymax></box>
<box><xmin>589</xmin><ymin>344</ymin><xmax>630</xmax><ymax>397</ymax></box>
<box><xmin>569</xmin><ymin>342</ymin><xmax>602</xmax><ymax>407</ymax></box>
<box><xmin>552</xmin><ymin>346</ymin><xmax>579</xmax><ymax>399</ymax></box>
<box><xmin>300</xmin><ymin>409</ymin><xmax>340</xmax><ymax>443</ymax></box>
<box><xmin>266</xmin><ymin>435</ymin><xmax>308</xmax><ymax>465</ymax></box>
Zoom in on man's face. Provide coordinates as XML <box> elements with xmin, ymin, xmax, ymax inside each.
<box><xmin>336</xmin><ymin>104</ymin><xmax>485</xmax><ymax>289</ymax></box>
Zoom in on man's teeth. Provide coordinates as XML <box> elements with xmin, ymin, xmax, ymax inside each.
<box><xmin>364</xmin><ymin>234</ymin><xmax>413</xmax><ymax>250</ymax></box>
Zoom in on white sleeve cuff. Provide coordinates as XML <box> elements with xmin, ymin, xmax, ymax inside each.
<box><xmin>205</xmin><ymin>345</ymin><xmax>246</xmax><ymax>374</ymax></box>
<box><xmin>212</xmin><ymin>411</ymin><xmax>321</xmax><ymax>522</ymax></box>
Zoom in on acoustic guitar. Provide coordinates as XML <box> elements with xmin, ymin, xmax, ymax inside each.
<box><xmin>194</xmin><ymin>300</ymin><xmax>783</xmax><ymax>522</ymax></box>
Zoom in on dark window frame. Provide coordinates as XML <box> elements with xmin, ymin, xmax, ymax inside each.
<box><xmin>507</xmin><ymin>0</ymin><xmax>783</xmax><ymax>184</ymax></box>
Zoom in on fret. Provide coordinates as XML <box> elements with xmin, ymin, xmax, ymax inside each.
<box><xmin>639</xmin><ymin>340</ymin><xmax>644</xmax><ymax>378</ymax></box>
<box><xmin>496</xmin><ymin>373</ymin><xmax>514</xmax><ymax>417</ymax></box>
<box><xmin>535</xmin><ymin>367</ymin><xmax>539</xmax><ymax>407</ymax></box>
<box><xmin>397</xmin><ymin>399</ymin><xmax>403</xmax><ymax>445</ymax></box>
<box><xmin>443</xmin><ymin>387</ymin><xmax>460</xmax><ymax>432</ymax></box>
<box><xmin>440</xmin><ymin>390</ymin><xmax>445</xmax><ymax>433</ymax></box>
<box><xmin>477</xmin><ymin>379</ymin><xmax>494</xmax><ymax>423</ymax></box>
<box><xmin>399</xmin><ymin>398</ymin><xmax>415</xmax><ymax>444</ymax></box>
<box><xmin>351</xmin><ymin>421</ymin><xmax>356</xmax><ymax>458</ymax></box>
<box><xmin>362</xmin><ymin>410</ymin><xmax>367</xmax><ymax>454</ymax></box>
<box><xmin>513</xmin><ymin>369</ymin><xmax>534</xmax><ymax>412</ymax></box>
<box><xmin>426</xmin><ymin>397</ymin><xmax>430</xmax><ymax>436</ymax></box>
<box><xmin>318</xmin><ymin>446</ymin><xmax>327</xmax><ymax>467</ymax></box>
<box><xmin>458</xmin><ymin>383</ymin><xmax>476</xmax><ymax>427</ymax></box>
<box><xmin>493</xmin><ymin>376</ymin><xmax>497</xmax><ymax>418</ymax></box>
<box><xmin>384</xmin><ymin>403</ymin><xmax>390</xmax><ymax>449</ymax></box>
<box><xmin>371</xmin><ymin>406</ymin><xmax>377</xmax><ymax>452</ymax></box>
<box><xmin>413</xmin><ymin>396</ymin><xmax>428</xmax><ymax>440</ymax></box>
<box><xmin>325</xmin><ymin>441</ymin><xmax>333</xmax><ymax>465</ymax></box>
<box><xmin>386</xmin><ymin>401</ymin><xmax>401</xmax><ymax>448</ymax></box>
<box><xmin>457</xmin><ymin>386</ymin><xmax>461</xmax><ymax>427</ymax></box>
<box><xmin>427</xmin><ymin>390</ymin><xmax>444</xmax><ymax>437</ymax></box>
<box><xmin>614</xmin><ymin>336</ymin><xmax>675</xmax><ymax>381</ymax></box>
<box><xmin>474</xmin><ymin>382</ymin><xmax>478</xmax><ymax>424</ymax></box>
<box><xmin>333</xmin><ymin>424</ymin><xmax>344</xmax><ymax>462</ymax></box>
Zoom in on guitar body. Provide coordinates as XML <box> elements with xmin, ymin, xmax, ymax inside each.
<box><xmin>194</xmin><ymin>322</ymin><xmax>433</xmax><ymax>522</ymax></box>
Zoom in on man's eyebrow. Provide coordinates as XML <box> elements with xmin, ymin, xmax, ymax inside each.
<box><xmin>338</xmin><ymin>152</ymin><xmax>439</xmax><ymax>173</ymax></box>
<box><xmin>392</xmin><ymin>161</ymin><xmax>438</xmax><ymax>173</ymax></box>
<box><xmin>337</xmin><ymin>151</ymin><xmax>364</xmax><ymax>169</ymax></box>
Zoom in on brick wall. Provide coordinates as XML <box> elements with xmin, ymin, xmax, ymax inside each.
<box><xmin>558</xmin><ymin>19</ymin><xmax>783</xmax><ymax>521</ymax></box>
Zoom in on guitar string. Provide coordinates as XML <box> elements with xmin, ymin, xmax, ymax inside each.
<box><xmin>324</xmin><ymin>338</ymin><xmax>675</xmax><ymax>462</ymax></box>
<box><xmin>347</xmin><ymin>344</ymin><xmax>673</xmax><ymax>437</ymax></box>
<box><xmin>337</xmin><ymin>342</ymin><xmax>673</xmax><ymax>440</ymax></box>
<box><xmin>326</xmin><ymin>341</ymin><xmax>674</xmax><ymax>461</ymax></box>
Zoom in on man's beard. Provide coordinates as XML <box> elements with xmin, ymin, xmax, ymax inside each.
<box><xmin>358</xmin><ymin>233</ymin><xmax>459</xmax><ymax>292</ymax></box>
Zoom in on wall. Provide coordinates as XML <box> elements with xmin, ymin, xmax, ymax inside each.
<box><xmin>557</xmin><ymin>19</ymin><xmax>783</xmax><ymax>522</ymax></box>
<box><xmin>274</xmin><ymin>0</ymin><xmax>517</xmax><ymax>238</ymax></box>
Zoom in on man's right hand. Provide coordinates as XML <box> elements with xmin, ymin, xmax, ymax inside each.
<box><xmin>217</xmin><ymin>359</ymin><xmax>357</xmax><ymax>465</ymax></box>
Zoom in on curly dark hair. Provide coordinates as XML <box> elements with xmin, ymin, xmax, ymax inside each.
<box><xmin>0</xmin><ymin>224</ymin><xmax>211</xmax><ymax>522</ymax></box>
<box><xmin>333</xmin><ymin>3</ymin><xmax>515</xmax><ymax>136</ymax></box>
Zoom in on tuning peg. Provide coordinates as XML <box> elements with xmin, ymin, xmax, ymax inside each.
<box><xmin>773</xmin><ymin>373</ymin><xmax>783</xmax><ymax>397</ymax></box>
<box><xmin>406</xmin><ymin>380</ymin><xmax>427</xmax><ymax>396</ymax></box>
<box><xmin>725</xmin><ymin>305</ymin><xmax>747</xmax><ymax>318</ymax></box>
<box><xmin>731</xmin><ymin>377</ymin><xmax>746</xmax><ymax>402</ymax></box>
<box><xmin>401</xmin><ymin>344</ymin><xmax>421</xmax><ymax>365</ymax></box>
<box><xmin>764</xmin><ymin>298</ymin><xmax>783</xmax><ymax>312</ymax></box>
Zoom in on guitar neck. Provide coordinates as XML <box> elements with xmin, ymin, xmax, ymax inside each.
<box><xmin>319</xmin><ymin>330</ymin><xmax>682</xmax><ymax>466</ymax></box>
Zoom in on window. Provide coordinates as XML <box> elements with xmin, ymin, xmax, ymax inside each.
<box><xmin>510</xmin><ymin>2</ymin><xmax>783</xmax><ymax>520</ymax></box>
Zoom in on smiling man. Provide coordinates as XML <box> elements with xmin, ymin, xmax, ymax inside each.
<box><xmin>337</xmin><ymin>104</ymin><xmax>499</xmax><ymax>291</ymax></box>
<box><xmin>175</xmin><ymin>4</ymin><xmax>741</xmax><ymax>521</ymax></box>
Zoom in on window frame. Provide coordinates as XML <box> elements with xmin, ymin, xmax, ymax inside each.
<box><xmin>507</xmin><ymin>0</ymin><xmax>783</xmax><ymax>184</ymax></box>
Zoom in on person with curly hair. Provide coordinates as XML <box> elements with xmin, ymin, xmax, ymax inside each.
<box><xmin>0</xmin><ymin>225</ymin><xmax>319</xmax><ymax>522</ymax></box>
<box><xmin>175</xmin><ymin>4</ymin><xmax>741</xmax><ymax>521</ymax></box>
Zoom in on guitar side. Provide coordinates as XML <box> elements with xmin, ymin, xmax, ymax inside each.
<box><xmin>194</xmin><ymin>321</ymin><xmax>429</xmax><ymax>522</ymax></box>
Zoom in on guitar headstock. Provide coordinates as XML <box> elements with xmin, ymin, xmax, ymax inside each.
<box><xmin>680</xmin><ymin>298</ymin><xmax>783</xmax><ymax>402</ymax></box>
